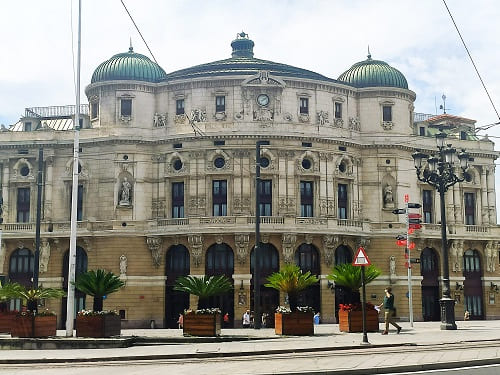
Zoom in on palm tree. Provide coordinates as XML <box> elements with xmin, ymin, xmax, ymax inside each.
<box><xmin>74</xmin><ymin>269</ymin><xmax>125</xmax><ymax>312</ymax></box>
<box><xmin>265</xmin><ymin>264</ymin><xmax>318</xmax><ymax>311</ymax></box>
<box><xmin>0</xmin><ymin>282</ymin><xmax>66</xmax><ymax>312</ymax></box>
<box><xmin>173</xmin><ymin>275</ymin><xmax>233</xmax><ymax>310</ymax></box>
<box><xmin>327</xmin><ymin>263</ymin><xmax>381</xmax><ymax>303</ymax></box>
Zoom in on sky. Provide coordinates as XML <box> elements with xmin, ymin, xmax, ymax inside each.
<box><xmin>1</xmin><ymin>0</ymin><xmax>500</xmax><ymax>217</ymax></box>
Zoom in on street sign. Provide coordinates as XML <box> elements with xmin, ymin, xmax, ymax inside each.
<box><xmin>407</xmin><ymin>203</ymin><xmax>422</xmax><ymax>209</ymax></box>
<box><xmin>408</xmin><ymin>213</ymin><xmax>421</xmax><ymax>219</ymax></box>
<box><xmin>353</xmin><ymin>246</ymin><xmax>371</xmax><ymax>266</ymax></box>
<box><xmin>409</xmin><ymin>223</ymin><xmax>422</xmax><ymax>230</ymax></box>
<box><xmin>409</xmin><ymin>218</ymin><xmax>422</xmax><ymax>224</ymax></box>
<box><xmin>392</xmin><ymin>208</ymin><xmax>406</xmax><ymax>215</ymax></box>
<box><xmin>410</xmin><ymin>258</ymin><xmax>420</xmax><ymax>264</ymax></box>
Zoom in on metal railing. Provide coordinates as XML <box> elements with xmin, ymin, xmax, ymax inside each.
<box><xmin>24</xmin><ymin>105</ymin><xmax>89</xmax><ymax>119</ymax></box>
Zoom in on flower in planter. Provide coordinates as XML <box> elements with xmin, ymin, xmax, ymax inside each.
<box><xmin>174</xmin><ymin>275</ymin><xmax>232</xmax><ymax>310</ymax></box>
<box><xmin>265</xmin><ymin>264</ymin><xmax>318</xmax><ymax>311</ymax></box>
<box><xmin>339</xmin><ymin>302</ymin><xmax>377</xmax><ymax>312</ymax></box>
<box><xmin>77</xmin><ymin>309</ymin><xmax>119</xmax><ymax>316</ymax></box>
<box><xmin>275</xmin><ymin>306</ymin><xmax>292</xmax><ymax>314</ymax></box>
<box><xmin>74</xmin><ymin>269</ymin><xmax>124</xmax><ymax>312</ymax></box>
<box><xmin>191</xmin><ymin>308</ymin><xmax>222</xmax><ymax>315</ymax></box>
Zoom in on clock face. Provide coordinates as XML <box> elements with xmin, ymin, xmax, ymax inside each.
<box><xmin>257</xmin><ymin>94</ymin><xmax>270</xmax><ymax>106</ymax></box>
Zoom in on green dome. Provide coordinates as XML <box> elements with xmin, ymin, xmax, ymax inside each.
<box><xmin>91</xmin><ymin>47</ymin><xmax>167</xmax><ymax>84</ymax></box>
<box><xmin>338</xmin><ymin>54</ymin><xmax>408</xmax><ymax>89</ymax></box>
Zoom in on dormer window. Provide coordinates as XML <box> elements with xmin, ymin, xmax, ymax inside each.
<box><xmin>419</xmin><ymin>126</ymin><xmax>426</xmax><ymax>136</ymax></box>
<box><xmin>24</xmin><ymin>122</ymin><xmax>32</xmax><ymax>132</ymax></box>
<box><xmin>300</xmin><ymin>98</ymin><xmax>309</xmax><ymax>114</ymax></box>
<box><xmin>121</xmin><ymin>99</ymin><xmax>132</xmax><ymax>117</ymax></box>
<box><xmin>460</xmin><ymin>131</ymin><xmax>467</xmax><ymax>140</ymax></box>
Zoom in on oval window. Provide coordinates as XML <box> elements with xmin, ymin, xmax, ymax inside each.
<box><xmin>260</xmin><ymin>157</ymin><xmax>270</xmax><ymax>168</ymax></box>
<box><xmin>214</xmin><ymin>157</ymin><xmax>225</xmax><ymax>169</ymax></box>
<box><xmin>302</xmin><ymin>158</ymin><xmax>312</xmax><ymax>170</ymax></box>
<box><xmin>173</xmin><ymin>159</ymin><xmax>183</xmax><ymax>171</ymax></box>
<box><xmin>20</xmin><ymin>166</ymin><xmax>30</xmax><ymax>177</ymax></box>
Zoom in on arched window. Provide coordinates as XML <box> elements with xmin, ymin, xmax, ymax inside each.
<box><xmin>9</xmin><ymin>248</ymin><xmax>34</xmax><ymax>286</ymax></box>
<box><xmin>165</xmin><ymin>245</ymin><xmax>190</xmax><ymax>328</ymax></box>
<box><xmin>166</xmin><ymin>244</ymin><xmax>190</xmax><ymax>285</ymax></box>
<box><xmin>335</xmin><ymin>245</ymin><xmax>352</xmax><ymax>265</ymax></box>
<box><xmin>295</xmin><ymin>243</ymin><xmax>320</xmax><ymax>274</ymax></box>
<box><xmin>206</xmin><ymin>243</ymin><xmax>234</xmax><ymax>276</ymax></box>
<box><xmin>63</xmin><ymin>247</ymin><xmax>88</xmax><ymax>289</ymax></box>
<box><xmin>420</xmin><ymin>248</ymin><xmax>438</xmax><ymax>274</ymax></box>
<box><xmin>464</xmin><ymin>250</ymin><xmax>481</xmax><ymax>273</ymax></box>
<box><xmin>251</xmin><ymin>243</ymin><xmax>279</xmax><ymax>276</ymax></box>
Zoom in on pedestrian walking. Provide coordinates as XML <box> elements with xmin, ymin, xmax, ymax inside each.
<box><xmin>242</xmin><ymin>310</ymin><xmax>251</xmax><ymax>328</ymax></box>
<box><xmin>378</xmin><ymin>287</ymin><xmax>401</xmax><ymax>334</ymax></box>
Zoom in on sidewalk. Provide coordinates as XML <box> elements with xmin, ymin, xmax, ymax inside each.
<box><xmin>1</xmin><ymin>320</ymin><xmax>500</xmax><ymax>371</ymax></box>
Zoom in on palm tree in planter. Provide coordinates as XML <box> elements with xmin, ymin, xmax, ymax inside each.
<box><xmin>327</xmin><ymin>263</ymin><xmax>381</xmax><ymax>333</ymax></box>
<box><xmin>173</xmin><ymin>275</ymin><xmax>232</xmax><ymax>336</ymax></box>
<box><xmin>0</xmin><ymin>282</ymin><xmax>66</xmax><ymax>337</ymax></box>
<box><xmin>265</xmin><ymin>264</ymin><xmax>318</xmax><ymax>335</ymax></box>
<box><xmin>73</xmin><ymin>269</ymin><xmax>125</xmax><ymax>337</ymax></box>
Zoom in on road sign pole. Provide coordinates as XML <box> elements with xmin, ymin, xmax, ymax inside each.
<box><xmin>361</xmin><ymin>265</ymin><xmax>369</xmax><ymax>345</ymax></box>
<box><xmin>406</xmin><ymin>200</ymin><xmax>414</xmax><ymax>328</ymax></box>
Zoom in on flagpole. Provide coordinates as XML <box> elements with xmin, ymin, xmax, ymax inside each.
<box><xmin>65</xmin><ymin>0</ymin><xmax>81</xmax><ymax>336</ymax></box>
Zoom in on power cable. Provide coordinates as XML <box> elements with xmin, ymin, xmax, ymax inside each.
<box><xmin>442</xmin><ymin>0</ymin><xmax>500</xmax><ymax>122</ymax></box>
<box><xmin>120</xmin><ymin>0</ymin><xmax>158</xmax><ymax>64</ymax></box>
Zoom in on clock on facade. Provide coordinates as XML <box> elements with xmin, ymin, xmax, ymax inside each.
<box><xmin>257</xmin><ymin>94</ymin><xmax>270</xmax><ymax>106</ymax></box>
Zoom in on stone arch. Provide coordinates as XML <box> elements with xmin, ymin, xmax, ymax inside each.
<box><xmin>297</xmin><ymin>150</ymin><xmax>320</xmax><ymax>173</ymax></box>
<box><xmin>165</xmin><ymin>244</ymin><xmax>190</xmax><ymax>328</ymax></box>
<box><xmin>12</xmin><ymin>158</ymin><xmax>34</xmax><ymax>179</ymax></box>
<box><xmin>295</xmin><ymin>243</ymin><xmax>320</xmax><ymax>313</ymax></box>
<box><xmin>334</xmin><ymin>155</ymin><xmax>354</xmax><ymax>176</ymax></box>
<box><xmin>463</xmin><ymin>249</ymin><xmax>484</xmax><ymax>319</ymax></box>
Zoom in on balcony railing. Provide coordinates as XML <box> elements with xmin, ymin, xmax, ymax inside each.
<box><xmin>24</xmin><ymin>105</ymin><xmax>89</xmax><ymax>119</ymax></box>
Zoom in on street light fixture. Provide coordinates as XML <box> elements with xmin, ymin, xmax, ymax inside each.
<box><xmin>412</xmin><ymin>131</ymin><xmax>470</xmax><ymax>330</ymax></box>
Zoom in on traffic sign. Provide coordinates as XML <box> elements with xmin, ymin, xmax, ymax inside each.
<box><xmin>409</xmin><ymin>223</ymin><xmax>422</xmax><ymax>230</ymax></box>
<box><xmin>410</xmin><ymin>258</ymin><xmax>420</xmax><ymax>264</ymax></box>
<box><xmin>408</xmin><ymin>213</ymin><xmax>421</xmax><ymax>219</ymax></box>
<box><xmin>404</xmin><ymin>194</ymin><xmax>409</xmax><ymax>203</ymax></box>
<box><xmin>392</xmin><ymin>208</ymin><xmax>406</xmax><ymax>215</ymax></box>
<box><xmin>353</xmin><ymin>246</ymin><xmax>371</xmax><ymax>266</ymax></box>
<box><xmin>407</xmin><ymin>203</ymin><xmax>422</xmax><ymax>209</ymax></box>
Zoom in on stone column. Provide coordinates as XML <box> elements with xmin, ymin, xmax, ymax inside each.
<box><xmin>1</xmin><ymin>161</ymin><xmax>8</xmax><ymax>223</ymax></box>
<box><xmin>480</xmin><ymin>167</ymin><xmax>488</xmax><ymax>225</ymax></box>
<box><xmin>44</xmin><ymin>156</ymin><xmax>53</xmax><ymax>220</ymax></box>
<box><xmin>487</xmin><ymin>166</ymin><xmax>496</xmax><ymax>224</ymax></box>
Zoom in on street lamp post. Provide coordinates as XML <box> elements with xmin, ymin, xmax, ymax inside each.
<box><xmin>412</xmin><ymin>132</ymin><xmax>469</xmax><ymax>330</ymax></box>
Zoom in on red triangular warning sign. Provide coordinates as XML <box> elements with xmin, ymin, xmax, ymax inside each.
<box><xmin>353</xmin><ymin>246</ymin><xmax>371</xmax><ymax>266</ymax></box>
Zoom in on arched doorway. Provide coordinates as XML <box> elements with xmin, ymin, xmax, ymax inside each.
<box><xmin>8</xmin><ymin>248</ymin><xmax>34</xmax><ymax>311</ymax></box>
<box><xmin>334</xmin><ymin>245</ymin><xmax>356</xmax><ymax>321</ymax></box>
<box><xmin>61</xmin><ymin>247</ymin><xmax>88</xmax><ymax>328</ymax></box>
<box><xmin>251</xmin><ymin>243</ymin><xmax>279</xmax><ymax>327</ymax></box>
<box><xmin>295</xmin><ymin>243</ymin><xmax>320</xmax><ymax>313</ymax></box>
<box><xmin>205</xmin><ymin>243</ymin><xmax>234</xmax><ymax>327</ymax></box>
<box><xmin>420</xmin><ymin>247</ymin><xmax>440</xmax><ymax>321</ymax></box>
<box><xmin>165</xmin><ymin>244</ymin><xmax>190</xmax><ymax>328</ymax></box>
<box><xmin>463</xmin><ymin>249</ymin><xmax>484</xmax><ymax>319</ymax></box>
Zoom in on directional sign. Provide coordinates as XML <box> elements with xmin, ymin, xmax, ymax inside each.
<box><xmin>408</xmin><ymin>213</ymin><xmax>421</xmax><ymax>219</ymax></box>
<box><xmin>353</xmin><ymin>246</ymin><xmax>371</xmax><ymax>266</ymax></box>
<box><xmin>410</xmin><ymin>258</ymin><xmax>421</xmax><ymax>264</ymax></box>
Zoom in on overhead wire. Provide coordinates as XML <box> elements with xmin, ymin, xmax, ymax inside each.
<box><xmin>442</xmin><ymin>0</ymin><xmax>500</xmax><ymax>124</ymax></box>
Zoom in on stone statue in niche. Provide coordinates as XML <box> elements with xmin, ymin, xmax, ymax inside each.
<box><xmin>120</xmin><ymin>254</ymin><xmax>127</xmax><ymax>276</ymax></box>
<box><xmin>383</xmin><ymin>184</ymin><xmax>394</xmax><ymax>208</ymax></box>
<box><xmin>119</xmin><ymin>177</ymin><xmax>132</xmax><ymax>206</ymax></box>
<box><xmin>389</xmin><ymin>255</ymin><xmax>396</xmax><ymax>284</ymax></box>
<box><xmin>39</xmin><ymin>239</ymin><xmax>51</xmax><ymax>273</ymax></box>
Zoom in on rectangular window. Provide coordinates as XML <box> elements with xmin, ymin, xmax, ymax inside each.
<box><xmin>419</xmin><ymin>126</ymin><xmax>426</xmax><ymax>136</ymax></box>
<box><xmin>17</xmin><ymin>187</ymin><xmax>30</xmax><ymax>223</ymax></box>
<box><xmin>91</xmin><ymin>102</ymin><xmax>99</xmax><ymax>119</ymax></box>
<box><xmin>258</xmin><ymin>179</ymin><xmax>272</xmax><ymax>216</ymax></box>
<box><xmin>300</xmin><ymin>181</ymin><xmax>313</xmax><ymax>217</ymax></box>
<box><xmin>334</xmin><ymin>102</ymin><xmax>342</xmax><ymax>119</ymax></box>
<box><xmin>215</xmin><ymin>96</ymin><xmax>225</xmax><ymax>112</ymax></box>
<box><xmin>120</xmin><ymin>99</ymin><xmax>132</xmax><ymax>117</ymax></box>
<box><xmin>70</xmin><ymin>185</ymin><xmax>84</xmax><ymax>221</ymax></box>
<box><xmin>299</xmin><ymin>98</ymin><xmax>309</xmax><ymax>114</ymax></box>
<box><xmin>460</xmin><ymin>131</ymin><xmax>467</xmax><ymax>140</ymax></box>
<box><xmin>338</xmin><ymin>183</ymin><xmax>348</xmax><ymax>219</ymax></box>
<box><xmin>172</xmin><ymin>182</ymin><xmax>184</xmax><ymax>218</ymax></box>
<box><xmin>382</xmin><ymin>106</ymin><xmax>392</xmax><ymax>122</ymax></box>
<box><xmin>24</xmin><ymin>122</ymin><xmax>32</xmax><ymax>132</ymax></box>
<box><xmin>464</xmin><ymin>192</ymin><xmax>475</xmax><ymax>225</ymax></box>
<box><xmin>423</xmin><ymin>189</ymin><xmax>433</xmax><ymax>223</ymax></box>
<box><xmin>176</xmin><ymin>99</ymin><xmax>185</xmax><ymax>115</ymax></box>
<box><xmin>213</xmin><ymin>180</ymin><xmax>227</xmax><ymax>216</ymax></box>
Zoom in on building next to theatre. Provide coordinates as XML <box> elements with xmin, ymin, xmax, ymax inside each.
<box><xmin>0</xmin><ymin>32</ymin><xmax>499</xmax><ymax>328</ymax></box>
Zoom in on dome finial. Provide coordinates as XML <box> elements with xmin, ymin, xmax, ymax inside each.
<box><xmin>231</xmin><ymin>31</ymin><xmax>254</xmax><ymax>58</ymax></box>
<box><xmin>367</xmin><ymin>45</ymin><xmax>371</xmax><ymax>60</ymax></box>
<box><xmin>129</xmin><ymin>37</ymin><xmax>133</xmax><ymax>53</ymax></box>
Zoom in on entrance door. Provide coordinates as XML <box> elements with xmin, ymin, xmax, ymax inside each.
<box><xmin>420</xmin><ymin>247</ymin><xmax>440</xmax><ymax>321</ymax></box>
<box><xmin>334</xmin><ymin>245</ymin><xmax>357</xmax><ymax>320</ymax></box>
<box><xmin>295</xmin><ymin>243</ymin><xmax>320</xmax><ymax>313</ymax></box>
<box><xmin>251</xmin><ymin>243</ymin><xmax>279</xmax><ymax>327</ymax></box>
<box><xmin>165</xmin><ymin>245</ymin><xmax>190</xmax><ymax>328</ymax></box>
<box><xmin>463</xmin><ymin>250</ymin><xmax>484</xmax><ymax>319</ymax></box>
<box><xmin>206</xmin><ymin>243</ymin><xmax>234</xmax><ymax>327</ymax></box>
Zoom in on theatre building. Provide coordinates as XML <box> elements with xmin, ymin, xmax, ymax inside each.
<box><xmin>0</xmin><ymin>33</ymin><xmax>499</xmax><ymax>327</ymax></box>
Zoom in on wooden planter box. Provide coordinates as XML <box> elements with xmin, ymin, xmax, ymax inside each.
<box><xmin>339</xmin><ymin>309</ymin><xmax>379</xmax><ymax>333</ymax></box>
<box><xmin>275</xmin><ymin>312</ymin><xmax>314</xmax><ymax>336</ymax></box>
<box><xmin>76</xmin><ymin>314</ymin><xmax>121</xmax><ymax>338</ymax></box>
<box><xmin>0</xmin><ymin>312</ymin><xmax>17</xmax><ymax>334</ymax></box>
<box><xmin>183</xmin><ymin>312</ymin><xmax>221</xmax><ymax>336</ymax></box>
<box><xmin>11</xmin><ymin>315</ymin><xmax>57</xmax><ymax>338</ymax></box>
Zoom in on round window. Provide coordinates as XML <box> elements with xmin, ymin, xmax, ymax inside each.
<box><xmin>20</xmin><ymin>166</ymin><xmax>30</xmax><ymax>177</ymax></box>
<box><xmin>173</xmin><ymin>159</ymin><xmax>183</xmax><ymax>171</ymax></box>
<box><xmin>302</xmin><ymin>158</ymin><xmax>312</xmax><ymax>170</ymax></box>
<box><xmin>339</xmin><ymin>162</ymin><xmax>346</xmax><ymax>173</ymax></box>
<box><xmin>260</xmin><ymin>157</ymin><xmax>270</xmax><ymax>168</ymax></box>
<box><xmin>214</xmin><ymin>157</ymin><xmax>225</xmax><ymax>169</ymax></box>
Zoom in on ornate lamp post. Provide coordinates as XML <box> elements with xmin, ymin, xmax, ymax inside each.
<box><xmin>412</xmin><ymin>132</ymin><xmax>469</xmax><ymax>330</ymax></box>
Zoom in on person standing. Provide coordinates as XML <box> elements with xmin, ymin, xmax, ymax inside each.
<box><xmin>242</xmin><ymin>310</ymin><xmax>251</xmax><ymax>328</ymax></box>
<box><xmin>378</xmin><ymin>287</ymin><xmax>401</xmax><ymax>334</ymax></box>
<box><xmin>177</xmin><ymin>313</ymin><xmax>184</xmax><ymax>329</ymax></box>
